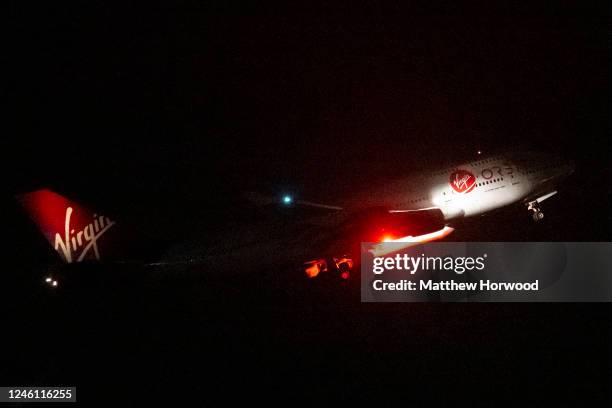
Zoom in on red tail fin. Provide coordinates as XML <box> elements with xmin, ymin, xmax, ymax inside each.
<box><xmin>17</xmin><ymin>189</ymin><xmax>117</xmax><ymax>263</ymax></box>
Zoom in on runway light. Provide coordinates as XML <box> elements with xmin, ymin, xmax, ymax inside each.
<box><xmin>282</xmin><ymin>195</ymin><xmax>293</xmax><ymax>205</ymax></box>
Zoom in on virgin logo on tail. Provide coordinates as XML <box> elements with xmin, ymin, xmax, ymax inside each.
<box><xmin>450</xmin><ymin>170</ymin><xmax>476</xmax><ymax>194</ymax></box>
<box><xmin>54</xmin><ymin>207</ymin><xmax>116</xmax><ymax>263</ymax></box>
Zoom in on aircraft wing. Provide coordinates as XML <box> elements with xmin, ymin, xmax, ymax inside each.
<box><xmin>245</xmin><ymin>191</ymin><xmax>449</xmax><ymax>241</ymax></box>
<box><xmin>244</xmin><ymin>191</ymin><xmax>343</xmax><ymax>211</ymax></box>
<box><xmin>243</xmin><ymin>191</ymin><xmax>453</xmax><ymax>278</ymax></box>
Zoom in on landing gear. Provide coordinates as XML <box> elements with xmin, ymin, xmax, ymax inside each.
<box><xmin>335</xmin><ymin>256</ymin><xmax>354</xmax><ymax>280</ymax></box>
<box><xmin>527</xmin><ymin>200</ymin><xmax>544</xmax><ymax>222</ymax></box>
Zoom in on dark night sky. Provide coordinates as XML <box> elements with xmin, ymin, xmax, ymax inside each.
<box><xmin>3</xmin><ymin>6</ymin><xmax>612</xmax><ymax>400</ymax></box>
<box><xmin>5</xmin><ymin>6</ymin><xmax>611</xmax><ymax>224</ymax></box>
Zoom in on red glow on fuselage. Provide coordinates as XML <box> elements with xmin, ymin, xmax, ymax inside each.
<box><xmin>369</xmin><ymin>226</ymin><xmax>455</xmax><ymax>257</ymax></box>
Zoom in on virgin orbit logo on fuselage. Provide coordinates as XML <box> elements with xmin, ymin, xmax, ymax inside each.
<box><xmin>450</xmin><ymin>170</ymin><xmax>476</xmax><ymax>194</ymax></box>
<box><xmin>54</xmin><ymin>207</ymin><xmax>116</xmax><ymax>263</ymax></box>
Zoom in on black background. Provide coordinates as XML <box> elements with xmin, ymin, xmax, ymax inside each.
<box><xmin>6</xmin><ymin>6</ymin><xmax>610</xmax><ymax>207</ymax></box>
<box><xmin>3</xmin><ymin>3</ymin><xmax>612</xmax><ymax>404</ymax></box>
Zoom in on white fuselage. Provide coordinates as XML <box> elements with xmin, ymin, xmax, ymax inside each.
<box><xmin>357</xmin><ymin>151</ymin><xmax>574</xmax><ymax>220</ymax></box>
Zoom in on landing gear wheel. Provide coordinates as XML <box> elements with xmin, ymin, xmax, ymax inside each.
<box><xmin>527</xmin><ymin>200</ymin><xmax>545</xmax><ymax>222</ymax></box>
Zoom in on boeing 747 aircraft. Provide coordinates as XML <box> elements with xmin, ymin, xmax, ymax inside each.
<box><xmin>16</xmin><ymin>149</ymin><xmax>574</xmax><ymax>283</ymax></box>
